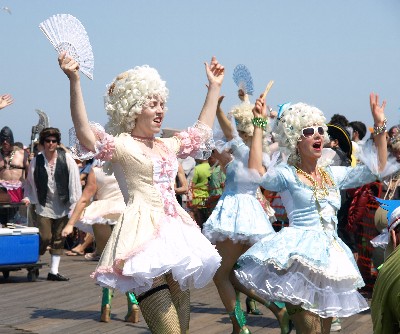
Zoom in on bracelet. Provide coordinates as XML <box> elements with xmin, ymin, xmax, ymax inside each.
<box><xmin>373</xmin><ymin>117</ymin><xmax>387</xmax><ymax>136</ymax></box>
<box><xmin>252</xmin><ymin>117</ymin><xmax>268</xmax><ymax>129</ymax></box>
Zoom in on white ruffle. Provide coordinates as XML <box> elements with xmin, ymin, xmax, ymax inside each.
<box><xmin>357</xmin><ymin>139</ymin><xmax>400</xmax><ymax>178</ymax></box>
<box><xmin>95</xmin><ymin>215</ymin><xmax>221</xmax><ymax>295</ymax></box>
<box><xmin>235</xmin><ymin>257</ymin><xmax>369</xmax><ymax>318</ymax></box>
<box><xmin>370</xmin><ymin>230</ymin><xmax>389</xmax><ymax>248</ymax></box>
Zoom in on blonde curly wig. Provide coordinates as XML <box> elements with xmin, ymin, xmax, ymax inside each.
<box><xmin>274</xmin><ymin>102</ymin><xmax>329</xmax><ymax>165</ymax></box>
<box><xmin>228</xmin><ymin>102</ymin><xmax>269</xmax><ymax>152</ymax></box>
<box><xmin>104</xmin><ymin>65</ymin><xmax>169</xmax><ymax>135</ymax></box>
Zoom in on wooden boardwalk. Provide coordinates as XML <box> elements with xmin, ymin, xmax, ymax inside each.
<box><xmin>0</xmin><ymin>252</ymin><xmax>374</xmax><ymax>334</ymax></box>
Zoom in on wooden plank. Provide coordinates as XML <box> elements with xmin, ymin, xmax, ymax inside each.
<box><xmin>0</xmin><ymin>252</ymin><xmax>374</xmax><ymax>333</ymax></box>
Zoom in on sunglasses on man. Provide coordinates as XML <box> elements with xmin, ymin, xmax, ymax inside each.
<box><xmin>44</xmin><ymin>139</ymin><xmax>58</xmax><ymax>144</ymax></box>
<box><xmin>301</xmin><ymin>126</ymin><xmax>324</xmax><ymax>138</ymax></box>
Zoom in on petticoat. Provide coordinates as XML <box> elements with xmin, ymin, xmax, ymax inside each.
<box><xmin>203</xmin><ymin>191</ymin><xmax>276</xmax><ymax>245</ymax></box>
<box><xmin>71</xmin><ymin>199</ymin><xmax>121</xmax><ymax>234</ymax></box>
<box><xmin>95</xmin><ymin>214</ymin><xmax>221</xmax><ymax>295</ymax></box>
<box><xmin>235</xmin><ymin>226</ymin><xmax>369</xmax><ymax>318</ymax></box>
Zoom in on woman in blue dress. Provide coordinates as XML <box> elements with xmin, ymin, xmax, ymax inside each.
<box><xmin>235</xmin><ymin>93</ymin><xmax>394</xmax><ymax>333</ymax></box>
<box><xmin>203</xmin><ymin>95</ymin><xmax>291</xmax><ymax>334</ymax></box>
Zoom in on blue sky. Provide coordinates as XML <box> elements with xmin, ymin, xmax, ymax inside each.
<box><xmin>1</xmin><ymin>0</ymin><xmax>400</xmax><ymax>144</ymax></box>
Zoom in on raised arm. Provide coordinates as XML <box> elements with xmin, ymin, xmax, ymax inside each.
<box><xmin>58</xmin><ymin>51</ymin><xmax>97</xmax><ymax>152</ymax></box>
<box><xmin>198</xmin><ymin>56</ymin><xmax>225</xmax><ymax>128</ymax></box>
<box><xmin>248</xmin><ymin>94</ymin><xmax>268</xmax><ymax>175</ymax></box>
<box><xmin>61</xmin><ymin>168</ymin><xmax>98</xmax><ymax>237</ymax></box>
<box><xmin>216</xmin><ymin>96</ymin><xmax>234</xmax><ymax>141</ymax></box>
<box><xmin>370</xmin><ymin>92</ymin><xmax>387</xmax><ymax>172</ymax></box>
<box><xmin>0</xmin><ymin>94</ymin><xmax>14</xmax><ymax>110</ymax></box>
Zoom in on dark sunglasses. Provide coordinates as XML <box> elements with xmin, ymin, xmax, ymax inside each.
<box><xmin>44</xmin><ymin>139</ymin><xmax>58</xmax><ymax>143</ymax></box>
<box><xmin>301</xmin><ymin>126</ymin><xmax>324</xmax><ymax>138</ymax></box>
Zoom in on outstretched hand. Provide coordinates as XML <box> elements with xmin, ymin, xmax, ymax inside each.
<box><xmin>370</xmin><ymin>92</ymin><xmax>386</xmax><ymax>126</ymax></box>
<box><xmin>205</xmin><ymin>56</ymin><xmax>224</xmax><ymax>87</ymax></box>
<box><xmin>252</xmin><ymin>94</ymin><xmax>267</xmax><ymax>118</ymax></box>
<box><xmin>0</xmin><ymin>94</ymin><xmax>14</xmax><ymax>110</ymax></box>
<box><xmin>58</xmin><ymin>51</ymin><xmax>80</xmax><ymax>80</ymax></box>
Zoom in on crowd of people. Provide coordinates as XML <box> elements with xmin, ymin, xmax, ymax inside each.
<box><xmin>1</xmin><ymin>53</ymin><xmax>400</xmax><ymax>334</ymax></box>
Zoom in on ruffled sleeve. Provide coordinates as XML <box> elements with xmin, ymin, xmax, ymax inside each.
<box><xmin>356</xmin><ymin>139</ymin><xmax>400</xmax><ymax>179</ymax></box>
<box><xmin>260</xmin><ymin>159</ymin><xmax>290</xmax><ymax>193</ymax></box>
<box><xmin>329</xmin><ymin>164</ymin><xmax>378</xmax><ymax>190</ymax></box>
<box><xmin>370</xmin><ymin>230</ymin><xmax>389</xmax><ymax>249</ymax></box>
<box><xmin>69</xmin><ymin>122</ymin><xmax>116</xmax><ymax>161</ymax></box>
<box><xmin>175</xmin><ymin>120</ymin><xmax>214</xmax><ymax>159</ymax></box>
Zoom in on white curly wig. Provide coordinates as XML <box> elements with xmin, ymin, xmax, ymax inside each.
<box><xmin>104</xmin><ymin>65</ymin><xmax>169</xmax><ymax>135</ymax></box>
<box><xmin>228</xmin><ymin>102</ymin><xmax>270</xmax><ymax>153</ymax></box>
<box><xmin>274</xmin><ymin>102</ymin><xmax>329</xmax><ymax>165</ymax></box>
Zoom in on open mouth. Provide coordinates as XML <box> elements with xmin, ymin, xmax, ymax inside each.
<box><xmin>313</xmin><ymin>141</ymin><xmax>322</xmax><ymax>149</ymax></box>
<box><xmin>153</xmin><ymin>117</ymin><xmax>163</xmax><ymax>124</ymax></box>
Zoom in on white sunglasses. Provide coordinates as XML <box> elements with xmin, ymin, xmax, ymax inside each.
<box><xmin>301</xmin><ymin>126</ymin><xmax>324</xmax><ymax>138</ymax></box>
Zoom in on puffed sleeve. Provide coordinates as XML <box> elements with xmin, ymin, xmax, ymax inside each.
<box><xmin>356</xmin><ymin>139</ymin><xmax>400</xmax><ymax>178</ymax></box>
<box><xmin>329</xmin><ymin>165</ymin><xmax>378</xmax><ymax>190</ymax></box>
<box><xmin>260</xmin><ymin>161</ymin><xmax>290</xmax><ymax>193</ymax></box>
<box><xmin>69</xmin><ymin>122</ymin><xmax>116</xmax><ymax>161</ymax></box>
<box><xmin>174</xmin><ymin>120</ymin><xmax>214</xmax><ymax>159</ymax></box>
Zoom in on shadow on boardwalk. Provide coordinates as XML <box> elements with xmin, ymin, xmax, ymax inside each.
<box><xmin>0</xmin><ymin>253</ymin><xmax>373</xmax><ymax>333</ymax></box>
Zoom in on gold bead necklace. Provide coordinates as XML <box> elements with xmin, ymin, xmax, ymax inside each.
<box><xmin>294</xmin><ymin>166</ymin><xmax>335</xmax><ymax>200</ymax></box>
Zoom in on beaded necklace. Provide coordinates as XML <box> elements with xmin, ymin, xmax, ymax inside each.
<box><xmin>1</xmin><ymin>149</ymin><xmax>15</xmax><ymax>169</ymax></box>
<box><xmin>294</xmin><ymin>166</ymin><xmax>335</xmax><ymax>200</ymax></box>
<box><xmin>131</xmin><ymin>134</ymin><xmax>155</xmax><ymax>143</ymax></box>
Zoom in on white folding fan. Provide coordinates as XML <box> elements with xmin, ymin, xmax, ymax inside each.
<box><xmin>39</xmin><ymin>14</ymin><xmax>94</xmax><ymax>80</ymax></box>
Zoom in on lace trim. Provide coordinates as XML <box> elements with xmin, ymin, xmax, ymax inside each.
<box><xmin>203</xmin><ymin>228</ymin><xmax>270</xmax><ymax>245</ymax></box>
<box><xmin>69</xmin><ymin>122</ymin><xmax>115</xmax><ymax>161</ymax></box>
<box><xmin>176</xmin><ymin>120</ymin><xmax>214</xmax><ymax>160</ymax></box>
<box><xmin>236</xmin><ymin>267</ymin><xmax>369</xmax><ymax>318</ymax></box>
<box><xmin>239</xmin><ymin>253</ymin><xmax>363</xmax><ymax>285</ymax></box>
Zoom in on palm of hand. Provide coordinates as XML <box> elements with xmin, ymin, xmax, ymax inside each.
<box><xmin>0</xmin><ymin>95</ymin><xmax>13</xmax><ymax>109</ymax></box>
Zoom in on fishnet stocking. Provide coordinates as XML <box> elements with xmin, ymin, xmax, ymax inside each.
<box><xmin>166</xmin><ymin>273</ymin><xmax>190</xmax><ymax>333</ymax></box>
<box><xmin>286</xmin><ymin>303</ymin><xmax>322</xmax><ymax>334</ymax></box>
<box><xmin>319</xmin><ymin>317</ymin><xmax>333</xmax><ymax>334</ymax></box>
<box><xmin>138</xmin><ymin>275</ymin><xmax>182</xmax><ymax>334</ymax></box>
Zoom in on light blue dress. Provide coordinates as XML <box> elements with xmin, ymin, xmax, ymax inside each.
<box><xmin>202</xmin><ymin>137</ymin><xmax>276</xmax><ymax>245</ymax></box>
<box><xmin>235</xmin><ymin>163</ymin><xmax>378</xmax><ymax>318</ymax></box>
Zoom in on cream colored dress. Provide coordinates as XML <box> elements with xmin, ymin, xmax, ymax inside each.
<box><xmin>77</xmin><ymin>122</ymin><xmax>221</xmax><ymax>295</ymax></box>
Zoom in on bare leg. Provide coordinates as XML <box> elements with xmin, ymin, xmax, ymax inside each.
<box><xmin>67</xmin><ymin>232</ymin><xmax>94</xmax><ymax>254</ymax></box>
<box><xmin>214</xmin><ymin>239</ymin><xmax>251</xmax><ymax>334</ymax></box>
<box><xmin>230</xmin><ymin>267</ymin><xmax>291</xmax><ymax>333</ymax></box>
<box><xmin>92</xmin><ymin>224</ymin><xmax>112</xmax><ymax>255</ymax></box>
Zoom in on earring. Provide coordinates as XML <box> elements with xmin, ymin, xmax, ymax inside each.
<box><xmin>295</xmin><ymin>148</ymin><xmax>301</xmax><ymax>165</ymax></box>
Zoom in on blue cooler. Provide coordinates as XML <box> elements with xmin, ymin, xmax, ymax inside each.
<box><xmin>0</xmin><ymin>225</ymin><xmax>39</xmax><ymax>265</ymax></box>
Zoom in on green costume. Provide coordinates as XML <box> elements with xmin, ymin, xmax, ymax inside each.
<box><xmin>371</xmin><ymin>245</ymin><xmax>400</xmax><ymax>333</ymax></box>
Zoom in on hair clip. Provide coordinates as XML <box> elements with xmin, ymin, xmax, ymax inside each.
<box><xmin>277</xmin><ymin>102</ymin><xmax>291</xmax><ymax>120</ymax></box>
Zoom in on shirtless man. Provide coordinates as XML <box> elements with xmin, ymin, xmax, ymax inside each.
<box><xmin>0</xmin><ymin>126</ymin><xmax>29</xmax><ymax>225</ymax></box>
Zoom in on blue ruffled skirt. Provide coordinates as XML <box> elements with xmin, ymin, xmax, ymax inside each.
<box><xmin>235</xmin><ymin>226</ymin><xmax>369</xmax><ymax>318</ymax></box>
<box><xmin>202</xmin><ymin>192</ymin><xmax>276</xmax><ymax>245</ymax></box>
